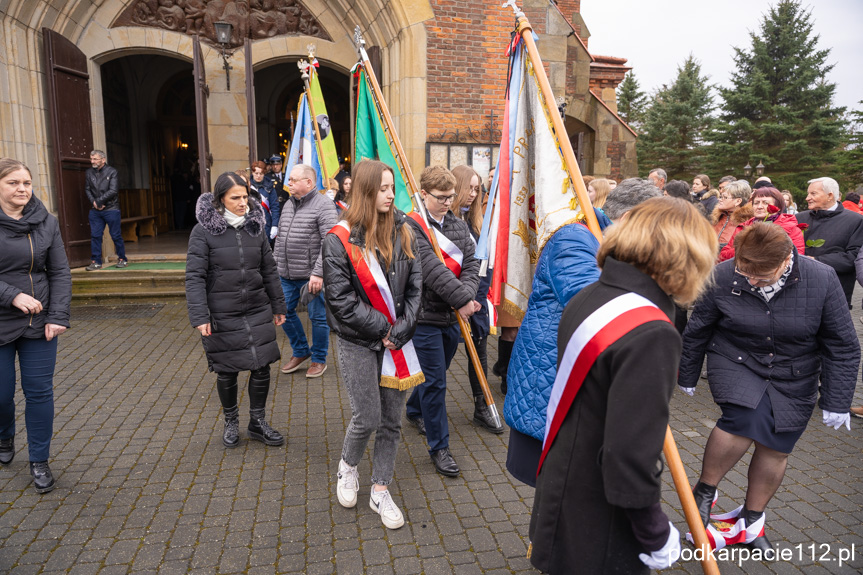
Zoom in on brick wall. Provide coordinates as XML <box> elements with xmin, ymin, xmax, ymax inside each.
<box><xmin>425</xmin><ymin>0</ymin><xmax>581</xmax><ymax>143</ymax></box>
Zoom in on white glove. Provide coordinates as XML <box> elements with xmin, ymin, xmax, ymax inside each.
<box><xmin>269</xmin><ymin>226</ymin><xmax>278</xmax><ymax>240</ymax></box>
<box><xmin>639</xmin><ymin>522</ymin><xmax>680</xmax><ymax>570</ymax></box>
<box><xmin>678</xmin><ymin>386</ymin><xmax>695</xmax><ymax>397</ymax></box>
<box><xmin>823</xmin><ymin>410</ymin><xmax>851</xmax><ymax>431</ymax></box>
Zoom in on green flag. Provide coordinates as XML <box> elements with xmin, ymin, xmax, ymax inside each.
<box><xmin>308</xmin><ymin>63</ymin><xmax>339</xmax><ymax>179</ymax></box>
<box><xmin>354</xmin><ymin>68</ymin><xmax>412</xmax><ymax>213</ymax></box>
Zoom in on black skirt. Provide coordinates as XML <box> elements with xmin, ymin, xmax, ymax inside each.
<box><xmin>506</xmin><ymin>428</ymin><xmax>542</xmax><ymax>487</ymax></box>
<box><xmin>715</xmin><ymin>390</ymin><xmax>805</xmax><ymax>454</ymax></box>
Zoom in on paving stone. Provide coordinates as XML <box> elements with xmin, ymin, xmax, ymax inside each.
<box><xmin>0</xmin><ymin>301</ymin><xmax>858</xmax><ymax>574</ymax></box>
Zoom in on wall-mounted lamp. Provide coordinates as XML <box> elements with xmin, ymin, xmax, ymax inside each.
<box><xmin>213</xmin><ymin>21</ymin><xmax>233</xmax><ymax>90</ymax></box>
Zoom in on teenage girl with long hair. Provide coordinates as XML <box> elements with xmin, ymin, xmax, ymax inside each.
<box><xmin>321</xmin><ymin>160</ymin><xmax>423</xmax><ymax>529</ymax></box>
<box><xmin>451</xmin><ymin>165</ymin><xmax>502</xmax><ymax>433</ymax></box>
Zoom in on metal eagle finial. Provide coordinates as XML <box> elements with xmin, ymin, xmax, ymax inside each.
<box><xmin>501</xmin><ymin>0</ymin><xmax>524</xmax><ymax>17</ymax></box>
<box><xmin>297</xmin><ymin>59</ymin><xmax>310</xmax><ymax>80</ymax></box>
<box><xmin>306</xmin><ymin>44</ymin><xmax>316</xmax><ymax>59</ymax></box>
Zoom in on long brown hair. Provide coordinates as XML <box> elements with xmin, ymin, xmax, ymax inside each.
<box><xmin>344</xmin><ymin>160</ymin><xmax>415</xmax><ymax>267</ymax></box>
<box><xmin>451</xmin><ymin>165</ymin><xmax>483</xmax><ymax>233</ymax></box>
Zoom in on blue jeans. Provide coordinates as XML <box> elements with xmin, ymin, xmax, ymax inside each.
<box><xmin>280</xmin><ymin>277</ymin><xmax>329</xmax><ymax>363</ymax></box>
<box><xmin>0</xmin><ymin>337</ymin><xmax>58</xmax><ymax>462</ymax></box>
<box><xmin>406</xmin><ymin>323</ymin><xmax>460</xmax><ymax>453</ymax></box>
<box><xmin>89</xmin><ymin>208</ymin><xmax>126</xmax><ymax>264</ymax></box>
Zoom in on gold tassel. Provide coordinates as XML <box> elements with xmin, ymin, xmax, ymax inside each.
<box><xmin>379</xmin><ymin>372</ymin><xmax>426</xmax><ymax>391</ymax></box>
<box><xmin>526</xmin><ymin>542</ymin><xmax>532</xmax><ymax>559</ymax></box>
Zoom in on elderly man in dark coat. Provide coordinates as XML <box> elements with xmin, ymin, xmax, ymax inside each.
<box><xmin>795</xmin><ymin>176</ymin><xmax>863</xmax><ymax>308</ymax></box>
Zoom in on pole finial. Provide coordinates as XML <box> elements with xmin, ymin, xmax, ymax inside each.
<box><xmin>306</xmin><ymin>44</ymin><xmax>317</xmax><ymax>60</ymax></box>
<box><xmin>501</xmin><ymin>0</ymin><xmax>524</xmax><ymax>17</ymax></box>
<box><xmin>297</xmin><ymin>59</ymin><xmax>310</xmax><ymax>80</ymax></box>
<box><xmin>353</xmin><ymin>25</ymin><xmax>368</xmax><ymax>61</ymax></box>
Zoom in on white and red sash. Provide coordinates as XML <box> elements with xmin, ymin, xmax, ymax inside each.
<box><xmin>335</xmin><ymin>200</ymin><xmax>349</xmax><ymax>211</ymax></box>
<box><xmin>407</xmin><ymin>212</ymin><xmax>463</xmax><ymax>277</ymax></box>
<box><xmin>329</xmin><ymin>222</ymin><xmax>424</xmax><ymax>390</ymax></box>
<box><xmin>686</xmin><ymin>505</ymin><xmax>766</xmax><ymax>551</ymax></box>
<box><xmin>538</xmin><ymin>292</ymin><xmax>671</xmax><ymax>474</ymax></box>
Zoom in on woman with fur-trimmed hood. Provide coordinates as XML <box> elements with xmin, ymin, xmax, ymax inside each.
<box><xmin>712</xmin><ymin>180</ymin><xmax>753</xmax><ymax>252</ymax></box>
<box><xmin>186</xmin><ymin>172</ymin><xmax>287</xmax><ymax>450</ymax></box>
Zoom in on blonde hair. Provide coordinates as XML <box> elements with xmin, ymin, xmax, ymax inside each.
<box><xmin>597</xmin><ymin>197</ymin><xmax>717</xmax><ymax>305</ymax></box>
<box><xmin>590</xmin><ymin>178</ymin><xmax>612</xmax><ymax>209</ymax></box>
<box><xmin>344</xmin><ymin>160</ymin><xmax>415</xmax><ymax>267</ymax></box>
<box><xmin>451</xmin><ymin>165</ymin><xmax>483</xmax><ymax>233</ymax></box>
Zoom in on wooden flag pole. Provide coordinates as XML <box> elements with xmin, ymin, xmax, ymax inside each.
<box><xmin>299</xmin><ymin>58</ymin><xmax>331</xmax><ymax>187</ymax></box>
<box><xmin>504</xmin><ymin>3</ymin><xmax>719</xmax><ymax>574</ymax></box>
<box><xmin>353</xmin><ymin>27</ymin><xmax>503</xmax><ymax>429</ymax></box>
<box><xmin>509</xmin><ymin>11</ymin><xmax>601</xmax><ymax>242</ymax></box>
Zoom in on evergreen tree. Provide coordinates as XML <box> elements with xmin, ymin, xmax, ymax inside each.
<box><xmin>709</xmin><ymin>0</ymin><xmax>844</xmax><ymax>190</ymax></box>
<box><xmin>637</xmin><ymin>55</ymin><xmax>713</xmax><ymax>179</ymax></box>
<box><xmin>837</xmin><ymin>102</ymin><xmax>863</xmax><ymax>191</ymax></box>
<box><xmin>616</xmin><ymin>72</ymin><xmax>647</xmax><ymax>130</ymax></box>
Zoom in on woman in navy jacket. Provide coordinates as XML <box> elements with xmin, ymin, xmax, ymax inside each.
<box><xmin>0</xmin><ymin>158</ymin><xmax>72</xmax><ymax>493</ymax></box>
<box><xmin>679</xmin><ymin>223</ymin><xmax>858</xmax><ymax>557</ymax></box>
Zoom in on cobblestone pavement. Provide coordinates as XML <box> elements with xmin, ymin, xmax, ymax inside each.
<box><xmin>0</xmin><ymin>300</ymin><xmax>861</xmax><ymax>575</ymax></box>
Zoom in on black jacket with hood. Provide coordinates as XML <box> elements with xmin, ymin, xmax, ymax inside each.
<box><xmin>185</xmin><ymin>194</ymin><xmax>287</xmax><ymax>373</ymax></box>
<box><xmin>0</xmin><ymin>195</ymin><xmax>72</xmax><ymax>346</ymax></box>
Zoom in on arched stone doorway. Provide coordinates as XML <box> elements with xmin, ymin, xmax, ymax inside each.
<box><xmin>98</xmin><ymin>54</ymin><xmax>199</xmax><ymax>236</ymax></box>
<box><xmin>253</xmin><ymin>60</ymin><xmax>350</xmax><ymax>167</ymax></box>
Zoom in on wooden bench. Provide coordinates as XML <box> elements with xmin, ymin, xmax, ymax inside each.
<box><xmin>121</xmin><ymin>215</ymin><xmax>157</xmax><ymax>242</ymax></box>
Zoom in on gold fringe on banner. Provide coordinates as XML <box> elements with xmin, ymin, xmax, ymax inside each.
<box><xmin>380</xmin><ymin>372</ymin><xmax>426</xmax><ymax>391</ymax></box>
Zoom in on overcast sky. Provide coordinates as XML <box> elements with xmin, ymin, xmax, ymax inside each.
<box><xmin>579</xmin><ymin>0</ymin><xmax>862</xmax><ymax>114</ymax></box>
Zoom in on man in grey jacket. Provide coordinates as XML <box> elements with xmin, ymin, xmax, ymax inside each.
<box><xmin>274</xmin><ymin>164</ymin><xmax>338</xmax><ymax>377</ymax></box>
<box><xmin>85</xmin><ymin>150</ymin><xmax>127</xmax><ymax>270</ymax></box>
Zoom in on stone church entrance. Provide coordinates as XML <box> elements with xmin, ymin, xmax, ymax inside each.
<box><xmin>99</xmin><ymin>55</ymin><xmax>200</xmax><ymax>238</ymax></box>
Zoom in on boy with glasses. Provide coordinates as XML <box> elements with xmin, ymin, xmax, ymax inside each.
<box><xmin>405</xmin><ymin>166</ymin><xmax>481</xmax><ymax>477</ymax></box>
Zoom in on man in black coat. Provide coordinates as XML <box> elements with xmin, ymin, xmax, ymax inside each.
<box><xmin>796</xmin><ymin>176</ymin><xmax>863</xmax><ymax>308</ymax></box>
<box><xmin>85</xmin><ymin>150</ymin><xmax>127</xmax><ymax>270</ymax></box>
<box><xmin>404</xmin><ymin>166</ymin><xmax>480</xmax><ymax>477</ymax></box>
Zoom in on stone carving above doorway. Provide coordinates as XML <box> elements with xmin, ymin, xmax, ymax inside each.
<box><xmin>113</xmin><ymin>0</ymin><xmax>331</xmax><ymax>48</ymax></box>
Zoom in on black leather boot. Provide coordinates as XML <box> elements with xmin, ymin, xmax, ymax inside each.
<box><xmin>0</xmin><ymin>437</ymin><xmax>13</xmax><ymax>465</ymax></box>
<box><xmin>692</xmin><ymin>481</ymin><xmax>717</xmax><ymax>527</ymax></box>
<box><xmin>742</xmin><ymin>507</ymin><xmax>775</xmax><ymax>560</ymax></box>
<box><xmin>247</xmin><ymin>367</ymin><xmax>284</xmax><ymax>446</ymax></box>
<box><xmin>29</xmin><ymin>461</ymin><xmax>56</xmax><ymax>493</ymax></box>
<box><xmin>248</xmin><ymin>409</ymin><xmax>285</xmax><ymax>446</ymax></box>
<box><xmin>223</xmin><ymin>406</ymin><xmax>240</xmax><ymax>448</ymax></box>
<box><xmin>473</xmin><ymin>396</ymin><xmax>504</xmax><ymax>434</ymax></box>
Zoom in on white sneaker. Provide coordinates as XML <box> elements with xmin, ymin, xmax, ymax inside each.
<box><xmin>369</xmin><ymin>488</ymin><xmax>405</xmax><ymax>529</ymax></box>
<box><xmin>336</xmin><ymin>459</ymin><xmax>359</xmax><ymax>508</ymax></box>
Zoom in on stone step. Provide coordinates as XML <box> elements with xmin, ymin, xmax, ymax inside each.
<box><xmin>72</xmin><ymin>267</ymin><xmax>186</xmax><ymax>302</ymax></box>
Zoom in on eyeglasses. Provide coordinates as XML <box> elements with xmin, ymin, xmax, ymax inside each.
<box><xmin>469</xmin><ymin>185</ymin><xmax>482</xmax><ymax>193</ymax></box>
<box><xmin>288</xmin><ymin>177</ymin><xmax>310</xmax><ymax>184</ymax></box>
<box><xmin>719</xmin><ymin>194</ymin><xmax>732</xmax><ymax>200</ymax></box>
<box><xmin>427</xmin><ymin>191</ymin><xmax>456</xmax><ymax>204</ymax></box>
<box><xmin>734</xmin><ymin>260</ymin><xmax>790</xmax><ymax>285</ymax></box>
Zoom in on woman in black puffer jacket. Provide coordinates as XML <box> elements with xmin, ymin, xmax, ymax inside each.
<box><xmin>0</xmin><ymin>158</ymin><xmax>71</xmax><ymax>494</ymax></box>
<box><xmin>679</xmin><ymin>223</ymin><xmax>858</xmax><ymax>558</ymax></box>
<box><xmin>186</xmin><ymin>172</ymin><xmax>287</xmax><ymax>449</ymax></box>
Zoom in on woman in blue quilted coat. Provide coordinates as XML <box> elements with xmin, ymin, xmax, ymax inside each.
<box><xmin>503</xmin><ymin>219</ymin><xmax>602</xmax><ymax>487</ymax></box>
<box><xmin>679</xmin><ymin>223</ymin><xmax>858</xmax><ymax>558</ymax></box>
